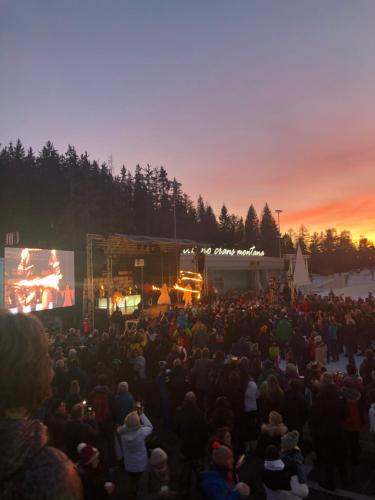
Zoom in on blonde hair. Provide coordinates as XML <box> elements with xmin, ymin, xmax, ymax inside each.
<box><xmin>269</xmin><ymin>411</ymin><xmax>283</xmax><ymax>426</ymax></box>
<box><xmin>125</xmin><ymin>410</ymin><xmax>140</xmax><ymax>428</ymax></box>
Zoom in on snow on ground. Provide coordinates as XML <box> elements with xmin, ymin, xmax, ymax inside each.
<box><xmin>311</xmin><ymin>269</ymin><xmax>375</xmax><ymax>299</ymax></box>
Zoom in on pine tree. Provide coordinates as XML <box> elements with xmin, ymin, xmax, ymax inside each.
<box><xmin>260</xmin><ymin>203</ymin><xmax>279</xmax><ymax>256</ymax></box>
<box><xmin>244</xmin><ymin>204</ymin><xmax>260</xmax><ymax>247</ymax></box>
<box><xmin>205</xmin><ymin>205</ymin><xmax>219</xmax><ymax>244</ymax></box>
<box><xmin>218</xmin><ymin>204</ymin><xmax>233</xmax><ymax>245</ymax></box>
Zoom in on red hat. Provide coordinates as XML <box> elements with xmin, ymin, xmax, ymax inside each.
<box><xmin>77</xmin><ymin>443</ymin><xmax>99</xmax><ymax>465</ymax></box>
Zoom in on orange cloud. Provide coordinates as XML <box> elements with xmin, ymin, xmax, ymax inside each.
<box><xmin>282</xmin><ymin>195</ymin><xmax>375</xmax><ymax>241</ymax></box>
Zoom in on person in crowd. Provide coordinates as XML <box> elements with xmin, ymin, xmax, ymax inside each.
<box><xmin>242</xmin><ymin>373</ymin><xmax>259</xmax><ymax>450</ymax></box>
<box><xmin>282</xmin><ymin>379</ymin><xmax>308</xmax><ymax>443</ymax></box>
<box><xmin>280</xmin><ymin>431</ymin><xmax>307</xmax><ymax>486</ymax></box>
<box><xmin>255</xmin><ymin>411</ymin><xmax>288</xmax><ymax>459</ymax></box>
<box><xmin>52</xmin><ymin>358</ymin><xmax>69</xmax><ymax>399</ymax></box>
<box><xmin>138</xmin><ymin>447</ymin><xmax>177</xmax><ymax>500</ymax></box>
<box><xmin>46</xmin><ymin>398</ymin><xmax>68</xmax><ymax>452</ymax></box>
<box><xmin>115</xmin><ymin>381</ymin><xmax>135</xmax><ymax>425</ymax></box>
<box><xmin>210</xmin><ymin>396</ymin><xmax>235</xmax><ymax>431</ymax></box>
<box><xmin>76</xmin><ymin>443</ymin><xmax>115</xmax><ymax>500</ymax></box>
<box><xmin>67</xmin><ymin>357</ymin><xmax>88</xmax><ymax>398</ymax></box>
<box><xmin>174</xmin><ymin>391</ymin><xmax>208</xmax><ymax>461</ymax></box>
<box><xmin>210</xmin><ymin>426</ymin><xmax>233</xmax><ymax>451</ymax></box>
<box><xmin>310</xmin><ymin>372</ymin><xmax>348</xmax><ymax>490</ymax></box>
<box><xmin>191</xmin><ymin>347</ymin><xmax>212</xmax><ymax>412</ymax></box>
<box><xmin>200</xmin><ymin>446</ymin><xmax>250</xmax><ymax>499</ymax></box>
<box><xmin>259</xmin><ymin>375</ymin><xmax>285</xmax><ymax>423</ymax></box>
<box><xmin>116</xmin><ymin>407</ymin><xmax>153</xmax><ymax>500</ymax></box>
<box><xmin>261</xmin><ymin>445</ymin><xmax>308</xmax><ymax>500</ymax></box>
<box><xmin>66</xmin><ymin>380</ymin><xmax>83</xmax><ymax>413</ymax></box>
<box><xmin>341</xmin><ymin>377</ymin><xmax>363</xmax><ymax>464</ymax></box>
<box><xmin>360</xmin><ymin>350</ymin><xmax>375</xmax><ymax>386</ymax></box>
<box><xmin>343</xmin><ymin>315</ymin><xmax>357</xmax><ymax>367</ymax></box>
<box><xmin>65</xmin><ymin>403</ymin><xmax>99</xmax><ymax>462</ymax></box>
<box><xmin>327</xmin><ymin>317</ymin><xmax>339</xmax><ymax>362</ymax></box>
<box><xmin>276</xmin><ymin>315</ymin><xmax>292</xmax><ymax>359</ymax></box>
<box><xmin>192</xmin><ymin>318</ymin><xmax>209</xmax><ymax>349</ymax></box>
<box><xmin>0</xmin><ymin>311</ymin><xmax>82</xmax><ymax>499</ymax></box>
<box><xmin>288</xmin><ymin>330</ymin><xmax>306</xmax><ymax>375</ymax></box>
<box><xmin>257</xmin><ymin>360</ymin><xmax>276</xmax><ymax>388</ymax></box>
<box><xmin>313</xmin><ymin>336</ymin><xmax>327</xmax><ymax>367</ymax></box>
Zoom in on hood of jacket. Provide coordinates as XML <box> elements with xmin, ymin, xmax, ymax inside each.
<box><xmin>0</xmin><ymin>418</ymin><xmax>48</xmax><ymax>482</ymax></box>
<box><xmin>264</xmin><ymin>459</ymin><xmax>285</xmax><ymax>471</ymax></box>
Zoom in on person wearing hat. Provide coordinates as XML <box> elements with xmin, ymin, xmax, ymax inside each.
<box><xmin>77</xmin><ymin>443</ymin><xmax>115</xmax><ymax>500</ymax></box>
<box><xmin>261</xmin><ymin>445</ymin><xmax>308</xmax><ymax>500</ymax></box>
<box><xmin>139</xmin><ymin>448</ymin><xmax>177</xmax><ymax>499</ymax></box>
<box><xmin>281</xmin><ymin>431</ymin><xmax>307</xmax><ymax>486</ymax></box>
<box><xmin>200</xmin><ymin>446</ymin><xmax>250</xmax><ymax>499</ymax></box>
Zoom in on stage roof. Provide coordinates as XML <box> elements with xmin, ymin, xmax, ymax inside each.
<box><xmin>88</xmin><ymin>233</ymin><xmax>205</xmax><ymax>257</ymax></box>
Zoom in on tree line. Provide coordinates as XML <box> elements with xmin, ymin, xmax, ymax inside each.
<box><xmin>0</xmin><ymin>140</ymin><xmax>374</xmax><ymax>274</ymax></box>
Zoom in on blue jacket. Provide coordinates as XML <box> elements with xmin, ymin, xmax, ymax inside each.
<box><xmin>200</xmin><ymin>470</ymin><xmax>240</xmax><ymax>500</ymax></box>
<box><xmin>115</xmin><ymin>392</ymin><xmax>135</xmax><ymax>425</ymax></box>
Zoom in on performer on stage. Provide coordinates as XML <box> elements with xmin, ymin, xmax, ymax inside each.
<box><xmin>157</xmin><ymin>283</ymin><xmax>171</xmax><ymax>305</ymax></box>
<box><xmin>183</xmin><ymin>283</ymin><xmax>193</xmax><ymax>308</ymax></box>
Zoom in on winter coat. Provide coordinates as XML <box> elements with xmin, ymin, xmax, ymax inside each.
<box><xmin>115</xmin><ymin>392</ymin><xmax>135</xmax><ymax>425</ymax></box>
<box><xmin>281</xmin><ymin>449</ymin><xmax>306</xmax><ymax>484</ymax></box>
<box><xmin>360</xmin><ymin>358</ymin><xmax>375</xmax><ymax>385</ymax></box>
<box><xmin>116</xmin><ymin>413</ymin><xmax>153</xmax><ymax>473</ymax></box>
<box><xmin>174</xmin><ymin>401</ymin><xmax>208</xmax><ymax>459</ymax></box>
<box><xmin>314</xmin><ymin>343</ymin><xmax>327</xmax><ymax>366</ymax></box>
<box><xmin>276</xmin><ymin>319</ymin><xmax>292</xmax><ymax>345</ymax></box>
<box><xmin>342</xmin><ymin>386</ymin><xmax>362</xmax><ymax>433</ymax></box>
<box><xmin>0</xmin><ymin>418</ymin><xmax>82</xmax><ymax>500</ymax></box>
<box><xmin>262</xmin><ymin>459</ymin><xmax>308</xmax><ymax>500</ymax></box>
<box><xmin>138</xmin><ymin>465</ymin><xmax>172</xmax><ymax>500</ymax></box>
<box><xmin>65</xmin><ymin>419</ymin><xmax>99</xmax><ymax>462</ymax></box>
<box><xmin>282</xmin><ymin>390</ymin><xmax>308</xmax><ymax>435</ymax></box>
<box><xmin>192</xmin><ymin>358</ymin><xmax>212</xmax><ymax>392</ymax></box>
<box><xmin>244</xmin><ymin>380</ymin><xmax>258</xmax><ymax>413</ymax></box>
<box><xmin>310</xmin><ymin>384</ymin><xmax>347</xmax><ymax>464</ymax></box>
<box><xmin>200</xmin><ymin>469</ymin><xmax>241</xmax><ymax>500</ymax></box>
<box><xmin>255</xmin><ymin>423</ymin><xmax>288</xmax><ymax>459</ymax></box>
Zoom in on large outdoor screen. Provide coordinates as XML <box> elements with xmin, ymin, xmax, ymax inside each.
<box><xmin>4</xmin><ymin>247</ymin><xmax>75</xmax><ymax>314</ymax></box>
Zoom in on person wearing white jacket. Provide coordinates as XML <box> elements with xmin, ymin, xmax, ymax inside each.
<box><xmin>116</xmin><ymin>409</ymin><xmax>153</xmax><ymax>500</ymax></box>
<box><xmin>262</xmin><ymin>445</ymin><xmax>309</xmax><ymax>500</ymax></box>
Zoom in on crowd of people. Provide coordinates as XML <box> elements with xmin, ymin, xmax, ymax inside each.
<box><xmin>1</xmin><ymin>290</ymin><xmax>375</xmax><ymax>499</ymax></box>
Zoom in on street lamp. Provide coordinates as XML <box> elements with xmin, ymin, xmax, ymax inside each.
<box><xmin>275</xmin><ymin>209</ymin><xmax>283</xmax><ymax>258</ymax></box>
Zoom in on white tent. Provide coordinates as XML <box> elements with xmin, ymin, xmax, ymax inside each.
<box><xmin>293</xmin><ymin>244</ymin><xmax>311</xmax><ymax>293</ymax></box>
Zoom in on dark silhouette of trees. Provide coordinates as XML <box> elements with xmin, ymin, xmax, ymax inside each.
<box><xmin>259</xmin><ymin>203</ymin><xmax>279</xmax><ymax>257</ymax></box>
<box><xmin>244</xmin><ymin>204</ymin><xmax>260</xmax><ymax>247</ymax></box>
<box><xmin>0</xmin><ymin>140</ymin><xmax>374</xmax><ymax>273</ymax></box>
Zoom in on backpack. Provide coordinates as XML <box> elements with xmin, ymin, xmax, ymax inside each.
<box><xmin>92</xmin><ymin>391</ymin><xmax>111</xmax><ymax>423</ymax></box>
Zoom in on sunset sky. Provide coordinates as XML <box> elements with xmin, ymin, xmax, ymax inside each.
<box><xmin>1</xmin><ymin>0</ymin><xmax>375</xmax><ymax>242</ymax></box>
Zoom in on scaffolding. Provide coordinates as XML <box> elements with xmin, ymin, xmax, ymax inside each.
<box><xmin>84</xmin><ymin>233</ymin><xmax>199</xmax><ymax>328</ymax></box>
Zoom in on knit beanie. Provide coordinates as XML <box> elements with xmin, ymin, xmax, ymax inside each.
<box><xmin>281</xmin><ymin>430</ymin><xmax>300</xmax><ymax>451</ymax></box>
<box><xmin>212</xmin><ymin>446</ymin><xmax>232</xmax><ymax>469</ymax></box>
<box><xmin>77</xmin><ymin>443</ymin><xmax>99</xmax><ymax>465</ymax></box>
<box><xmin>150</xmin><ymin>448</ymin><xmax>168</xmax><ymax>466</ymax></box>
<box><xmin>234</xmin><ymin>482</ymin><xmax>250</xmax><ymax>498</ymax></box>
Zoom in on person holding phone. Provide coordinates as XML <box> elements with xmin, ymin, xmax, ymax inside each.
<box><xmin>116</xmin><ymin>407</ymin><xmax>153</xmax><ymax>500</ymax></box>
